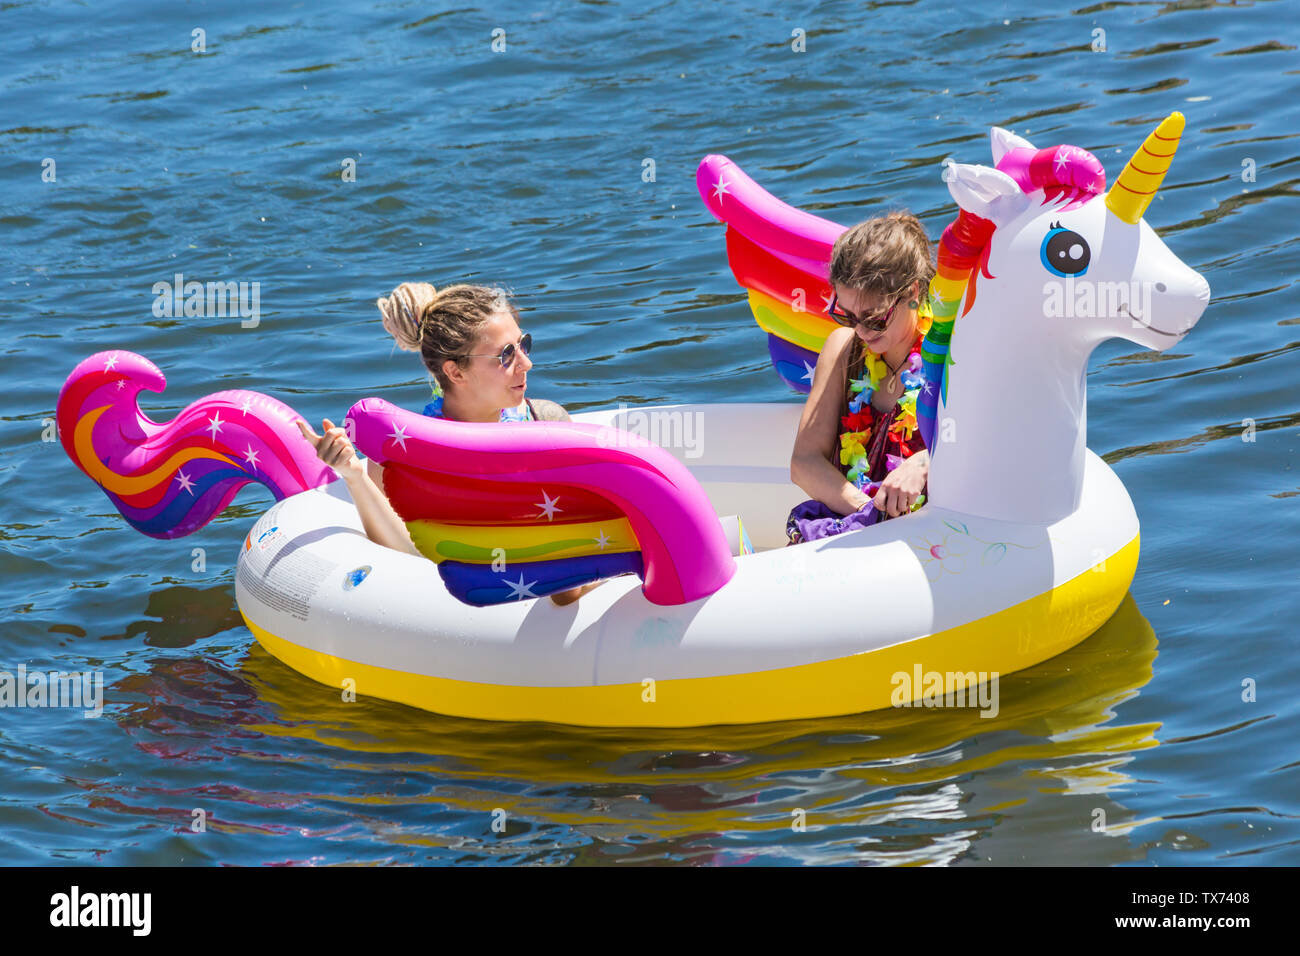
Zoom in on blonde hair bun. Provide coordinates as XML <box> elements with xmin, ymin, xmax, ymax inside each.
<box><xmin>377</xmin><ymin>281</ymin><xmax>439</xmax><ymax>353</ymax></box>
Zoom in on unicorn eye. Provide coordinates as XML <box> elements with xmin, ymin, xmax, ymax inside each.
<box><xmin>1040</xmin><ymin>223</ymin><xmax>1090</xmax><ymax>278</ymax></box>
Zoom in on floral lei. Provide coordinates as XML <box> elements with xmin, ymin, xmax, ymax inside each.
<box><xmin>838</xmin><ymin>306</ymin><xmax>933</xmax><ymax>491</ymax></box>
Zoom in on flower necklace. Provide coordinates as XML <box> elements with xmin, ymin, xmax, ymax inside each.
<box><xmin>838</xmin><ymin>306</ymin><xmax>932</xmax><ymax>491</ymax></box>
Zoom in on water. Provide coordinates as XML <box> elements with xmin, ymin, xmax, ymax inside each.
<box><xmin>2</xmin><ymin>0</ymin><xmax>1298</xmax><ymax>865</ymax></box>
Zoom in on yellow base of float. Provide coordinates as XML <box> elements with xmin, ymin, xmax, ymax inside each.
<box><xmin>235</xmin><ymin>403</ymin><xmax>1141</xmax><ymax>728</ymax></box>
<box><xmin>242</xmin><ymin>535</ymin><xmax>1135</xmax><ymax>727</ymax></box>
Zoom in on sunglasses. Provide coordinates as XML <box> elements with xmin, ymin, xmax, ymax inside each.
<box><xmin>826</xmin><ymin>292</ymin><xmax>906</xmax><ymax>334</ymax></box>
<box><xmin>466</xmin><ymin>332</ymin><xmax>532</xmax><ymax>369</ymax></box>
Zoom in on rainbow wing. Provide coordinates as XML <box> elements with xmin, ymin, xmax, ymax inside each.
<box><xmin>348</xmin><ymin>398</ymin><xmax>736</xmax><ymax>607</ymax></box>
<box><xmin>697</xmin><ymin>154</ymin><xmax>847</xmax><ymax>392</ymax></box>
<box><xmin>57</xmin><ymin>351</ymin><xmax>335</xmax><ymax>538</ymax></box>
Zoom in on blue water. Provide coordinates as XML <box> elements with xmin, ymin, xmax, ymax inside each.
<box><xmin>2</xmin><ymin>0</ymin><xmax>1298</xmax><ymax>865</ymax></box>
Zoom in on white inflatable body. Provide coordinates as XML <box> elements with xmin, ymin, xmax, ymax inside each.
<box><xmin>232</xmin><ymin>116</ymin><xmax>1206</xmax><ymax>727</ymax></box>
<box><xmin>235</xmin><ymin>402</ymin><xmax>1139</xmax><ymax>727</ymax></box>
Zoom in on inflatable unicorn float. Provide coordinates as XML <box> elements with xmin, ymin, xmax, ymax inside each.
<box><xmin>58</xmin><ymin>113</ymin><xmax>1208</xmax><ymax>727</ymax></box>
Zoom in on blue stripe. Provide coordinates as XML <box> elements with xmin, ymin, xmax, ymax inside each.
<box><xmin>440</xmin><ymin>552</ymin><xmax>645</xmax><ymax>607</ymax></box>
<box><xmin>767</xmin><ymin>334</ymin><xmax>818</xmax><ymax>394</ymax></box>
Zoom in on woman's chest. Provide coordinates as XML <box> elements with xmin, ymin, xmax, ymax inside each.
<box><xmin>868</xmin><ymin>379</ymin><xmax>904</xmax><ymax>414</ymax></box>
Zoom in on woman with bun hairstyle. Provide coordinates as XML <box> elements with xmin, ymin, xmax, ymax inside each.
<box><xmin>296</xmin><ymin>282</ymin><xmax>598</xmax><ymax>606</ymax></box>
<box><xmin>377</xmin><ymin>281</ymin><xmax>570</xmax><ymax>425</ymax></box>
<box><xmin>786</xmin><ymin>212</ymin><xmax>935</xmax><ymax>544</ymax></box>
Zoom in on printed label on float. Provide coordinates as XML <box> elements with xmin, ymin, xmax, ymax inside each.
<box><xmin>238</xmin><ymin>502</ymin><xmax>339</xmax><ymax>622</ymax></box>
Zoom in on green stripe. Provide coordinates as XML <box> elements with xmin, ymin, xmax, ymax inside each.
<box><xmin>436</xmin><ymin>538</ymin><xmax>616</xmax><ymax>562</ymax></box>
<box><xmin>751</xmin><ymin>300</ymin><xmax>828</xmax><ymax>354</ymax></box>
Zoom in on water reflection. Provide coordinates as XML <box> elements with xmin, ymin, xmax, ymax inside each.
<box><xmin>99</xmin><ymin>584</ymin><xmax>244</xmax><ymax>649</ymax></box>
<box><xmin>118</xmin><ymin>592</ymin><xmax>1158</xmax><ymax>864</ymax></box>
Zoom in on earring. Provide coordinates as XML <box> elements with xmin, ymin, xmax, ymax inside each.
<box><xmin>908</xmin><ymin>299</ymin><xmax>919</xmax><ymax>309</ymax></box>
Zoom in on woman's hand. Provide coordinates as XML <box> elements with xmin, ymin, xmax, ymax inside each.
<box><xmin>873</xmin><ymin>451</ymin><xmax>928</xmax><ymax>518</ymax></box>
<box><xmin>295</xmin><ymin>417</ymin><xmax>420</xmax><ymax>556</ymax></box>
<box><xmin>296</xmin><ymin>418</ymin><xmax>365</xmax><ymax>484</ymax></box>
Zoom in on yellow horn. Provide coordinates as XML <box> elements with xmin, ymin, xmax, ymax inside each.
<box><xmin>1105</xmin><ymin>112</ymin><xmax>1184</xmax><ymax>224</ymax></box>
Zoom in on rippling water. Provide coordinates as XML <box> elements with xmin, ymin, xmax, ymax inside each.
<box><xmin>2</xmin><ymin>0</ymin><xmax>1298</xmax><ymax>865</ymax></box>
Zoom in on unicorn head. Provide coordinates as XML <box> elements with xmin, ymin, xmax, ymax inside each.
<box><xmin>920</xmin><ymin>112</ymin><xmax>1211</xmax><ymax>524</ymax></box>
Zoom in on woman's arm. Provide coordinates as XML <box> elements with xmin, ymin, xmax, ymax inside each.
<box><xmin>295</xmin><ymin>418</ymin><xmax>421</xmax><ymax>557</ymax></box>
<box><xmin>790</xmin><ymin>328</ymin><xmax>874</xmax><ymax>516</ymax></box>
<box><xmin>299</xmin><ymin>417</ymin><xmax>605</xmax><ymax>605</ymax></box>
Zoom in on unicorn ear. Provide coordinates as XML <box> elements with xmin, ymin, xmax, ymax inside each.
<box><xmin>990</xmin><ymin>127</ymin><xmax>1034</xmax><ymax>164</ymax></box>
<box><xmin>947</xmin><ymin>162</ymin><xmax>1028</xmax><ymax>227</ymax></box>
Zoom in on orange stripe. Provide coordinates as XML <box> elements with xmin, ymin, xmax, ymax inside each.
<box><xmin>1140</xmin><ymin>145</ymin><xmax>1177</xmax><ymax>158</ymax></box>
<box><xmin>75</xmin><ymin>404</ymin><xmax>237</xmax><ymax>496</ymax></box>
<box><xmin>1114</xmin><ymin>182</ymin><xmax>1155</xmax><ymax>195</ymax></box>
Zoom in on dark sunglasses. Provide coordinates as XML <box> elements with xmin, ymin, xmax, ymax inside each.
<box><xmin>826</xmin><ymin>292</ymin><xmax>906</xmax><ymax>334</ymax></box>
<box><xmin>466</xmin><ymin>332</ymin><xmax>532</xmax><ymax>368</ymax></box>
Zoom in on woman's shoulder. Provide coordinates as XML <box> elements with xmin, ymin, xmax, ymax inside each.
<box><xmin>528</xmin><ymin>398</ymin><xmax>570</xmax><ymax>422</ymax></box>
<box><xmin>820</xmin><ymin>326</ymin><xmax>858</xmax><ymax>366</ymax></box>
<box><xmin>806</xmin><ymin>326</ymin><xmax>859</xmax><ymax>390</ymax></box>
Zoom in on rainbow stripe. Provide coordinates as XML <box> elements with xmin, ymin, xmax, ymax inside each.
<box><xmin>916</xmin><ymin>211</ymin><xmax>996</xmax><ymax>450</ymax></box>
<box><xmin>698</xmin><ymin>155</ymin><xmax>843</xmax><ymax>394</ymax></box>
<box><xmin>348</xmin><ymin>397</ymin><xmax>735</xmax><ymax>607</ymax></box>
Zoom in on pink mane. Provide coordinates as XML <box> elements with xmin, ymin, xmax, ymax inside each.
<box><xmin>944</xmin><ymin>142</ymin><xmax>1107</xmax><ymax>316</ymax></box>
<box><xmin>996</xmin><ymin>144</ymin><xmax>1107</xmax><ymax>209</ymax></box>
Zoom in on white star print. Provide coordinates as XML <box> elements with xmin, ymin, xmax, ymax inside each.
<box><xmin>243</xmin><ymin>444</ymin><xmax>260</xmax><ymax>469</ymax></box>
<box><xmin>535</xmin><ymin>490</ymin><xmax>563</xmax><ymax>521</ymax></box>
<box><xmin>929</xmin><ymin>288</ymin><xmax>946</xmax><ymax>308</ymax></box>
<box><xmin>205</xmin><ymin>412</ymin><xmax>224</xmax><ymax>441</ymax></box>
<box><xmin>103</xmin><ymin>353</ymin><xmax>118</xmax><ymax>371</ymax></box>
<box><xmin>1054</xmin><ymin>147</ymin><xmax>1071</xmax><ymax>173</ymax></box>
<box><xmin>504</xmin><ymin>573</ymin><xmax>537</xmax><ymax>601</ymax></box>
<box><xmin>387</xmin><ymin>422</ymin><xmax>408</xmax><ymax>452</ymax></box>
<box><xmin>175</xmin><ymin>470</ymin><xmax>196</xmax><ymax>495</ymax></box>
<box><xmin>116</xmin><ymin>380</ymin><xmax>125</xmax><ymax>390</ymax></box>
<box><xmin>712</xmin><ymin>177</ymin><xmax>731</xmax><ymax>202</ymax></box>
<box><xmin>801</xmin><ymin>360</ymin><xmax>816</xmax><ymax>384</ymax></box>
<box><xmin>593</xmin><ymin>530</ymin><xmax>610</xmax><ymax>550</ymax></box>
<box><xmin>239</xmin><ymin>396</ymin><xmax>254</xmax><ymax>416</ymax></box>
<box><xmin>821</xmin><ymin>292</ymin><xmax>834</xmax><ymax>312</ymax></box>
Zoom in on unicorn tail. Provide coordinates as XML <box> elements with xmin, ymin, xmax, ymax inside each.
<box><xmin>57</xmin><ymin>351</ymin><xmax>336</xmax><ymax>539</ymax></box>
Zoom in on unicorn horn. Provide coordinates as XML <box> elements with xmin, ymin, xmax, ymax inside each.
<box><xmin>1105</xmin><ymin>112</ymin><xmax>1185</xmax><ymax>224</ymax></box>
